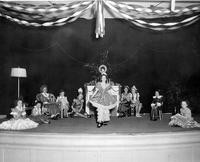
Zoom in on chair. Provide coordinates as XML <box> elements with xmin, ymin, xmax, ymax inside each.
<box><xmin>151</xmin><ymin>103</ymin><xmax>163</xmax><ymax>120</ymax></box>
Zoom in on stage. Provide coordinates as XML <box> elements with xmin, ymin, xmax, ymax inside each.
<box><xmin>0</xmin><ymin>114</ymin><xmax>200</xmax><ymax>162</ymax></box>
<box><xmin>0</xmin><ymin>114</ymin><xmax>199</xmax><ymax>134</ymax></box>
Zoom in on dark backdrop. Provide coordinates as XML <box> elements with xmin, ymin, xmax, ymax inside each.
<box><xmin>0</xmin><ymin>18</ymin><xmax>200</xmax><ymax>115</ymax></box>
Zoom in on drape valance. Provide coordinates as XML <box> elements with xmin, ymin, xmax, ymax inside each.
<box><xmin>0</xmin><ymin>0</ymin><xmax>200</xmax><ymax>38</ymax></box>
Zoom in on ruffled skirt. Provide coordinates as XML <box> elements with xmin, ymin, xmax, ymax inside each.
<box><xmin>90</xmin><ymin>91</ymin><xmax>117</xmax><ymax>110</ymax></box>
<box><xmin>90</xmin><ymin>91</ymin><xmax>117</xmax><ymax>122</ymax></box>
<box><xmin>0</xmin><ymin>118</ymin><xmax>39</xmax><ymax>130</ymax></box>
<box><xmin>96</xmin><ymin>107</ymin><xmax>110</xmax><ymax>122</ymax></box>
<box><xmin>169</xmin><ymin>114</ymin><xmax>200</xmax><ymax>128</ymax></box>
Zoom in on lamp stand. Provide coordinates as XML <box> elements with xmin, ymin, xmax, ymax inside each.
<box><xmin>11</xmin><ymin>67</ymin><xmax>27</xmax><ymax>99</ymax></box>
<box><xmin>17</xmin><ymin>77</ymin><xmax>20</xmax><ymax>98</ymax></box>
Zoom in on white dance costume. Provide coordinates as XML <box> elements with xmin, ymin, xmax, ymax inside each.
<box><xmin>0</xmin><ymin>106</ymin><xmax>38</xmax><ymax>130</ymax></box>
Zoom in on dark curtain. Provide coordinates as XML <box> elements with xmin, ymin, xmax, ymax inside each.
<box><xmin>0</xmin><ymin>18</ymin><xmax>200</xmax><ymax>115</ymax></box>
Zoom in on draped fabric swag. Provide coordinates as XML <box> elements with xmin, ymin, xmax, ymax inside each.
<box><xmin>0</xmin><ymin>0</ymin><xmax>200</xmax><ymax>38</ymax></box>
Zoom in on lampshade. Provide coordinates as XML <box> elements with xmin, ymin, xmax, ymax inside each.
<box><xmin>11</xmin><ymin>68</ymin><xmax>27</xmax><ymax>78</ymax></box>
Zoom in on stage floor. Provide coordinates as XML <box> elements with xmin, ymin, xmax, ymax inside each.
<box><xmin>1</xmin><ymin>114</ymin><xmax>200</xmax><ymax>134</ymax></box>
<box><xmin>1</xmin><ymin>114</ymin><xmax>200</xmax><ymax>162</ymax></box>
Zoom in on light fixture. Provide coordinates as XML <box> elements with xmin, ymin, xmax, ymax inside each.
<box><xmin>11</xmin><ymin>67</ymin><xmax>27</xmax><ymax>98</ymax></box>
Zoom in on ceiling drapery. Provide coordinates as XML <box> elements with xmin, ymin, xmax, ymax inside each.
<box><xmin>0</xmin><ymin>0</ymin><xmax>200</xmax><ymax>38</ymax></box>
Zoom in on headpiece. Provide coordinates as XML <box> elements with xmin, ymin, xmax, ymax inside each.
<box><xmin>98</xmin><ymin>64</ymin><xmax>107</xmax><ymax>76</ymax></box>
<box><xmin>131</xmin><ymin>85</ymin><xmax>137</xmax><ymax>91</ymax></box>
<box><xmin>78</xmin><ymin>88</ymin><xmax>83</xmax><ymax>93</ymax></box>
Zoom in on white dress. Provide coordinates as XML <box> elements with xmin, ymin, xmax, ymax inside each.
<box><xmin>169</xmin><ymin>108</ymin><xmax>200</xmax><ymax>128</ymax></box>
<box><xmin>0</xmin><ymin>106</ymin><xmax>38</xmax><ymax>130</ymax></box>
<box><xmin>56</xmin><ymin>96</ymin><xmax>69</xmax><ymax>111</ymax></box>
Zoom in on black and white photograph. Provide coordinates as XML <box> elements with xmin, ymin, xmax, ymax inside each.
<box><xmin>0</xmin><ymin>0</ymin><xmax>200</xmax><ymax>162</ymax></box>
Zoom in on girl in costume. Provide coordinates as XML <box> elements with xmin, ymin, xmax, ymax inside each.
<box><xmin>56</xmin><ymin>90</ymin><xmax>69</xmax><ymax>118</ymax></box>
<box><xmin>29</xmin><ymin>101</ymin><xmax>50</xmax><ymax>124</ymax></box>
<box><xmin>0</xmin><ymin>99</ymin><xmax>38</xmax><ymax>130</ymax></box>
<box><xmin>36</xmin><ymin>85</ymin><xmax>60</xmax><ymax>119</ymax></box>
<box><xmin>90</xmin><ymin>71</ymin><xmax>117</xmax><ymax>128</ymax></box>
<box><xmin>118</xmin><ymin>86</ymin><xmax>131</xmax><ymax>117</ymax></box>
<box><xmin>71</xmin><ymin>93</ymin><xmax>88</xmax><ymax>118</ymax></box>
<box><xmin>150</xmin><ymin>90</ymin><xmax>163</xmax><ymax>120</ymax></box>
<box><xmin>169</xmin><ymin>101</ymin><xmax>200</xmax><ymax>128</ymax></box>
<box><xmin>130</xmin><ymin>85</ymin><xmax>142</xmax><ymax>117</ymax></box>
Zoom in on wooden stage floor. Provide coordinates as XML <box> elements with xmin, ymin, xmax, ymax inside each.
<box><xmin>1</xmin><ymin>114</ymin><xmax>200</xmax><ymax>134</ymax></box>
<box><xmin>1</xmin><ymin>114</ymin><xmax>200</xmax><ymax>162</ymax></box>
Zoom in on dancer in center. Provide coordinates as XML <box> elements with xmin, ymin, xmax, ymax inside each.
<box><xmin>89</xmin><ymin>65</ymin><xmax>117</xmax><ymax>128</ymax></box>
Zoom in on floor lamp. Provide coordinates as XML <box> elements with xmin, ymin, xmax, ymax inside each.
<box><xmin>11</xmin><ymin>67</ymin><xmax>27</xmax><ymax>98</ymax></box>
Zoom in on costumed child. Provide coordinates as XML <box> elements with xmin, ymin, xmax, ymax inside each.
<box><xmin>71</xmin><ymin>90</ymin><xmax>89</xmax><ymax>118</ymax></box>
<box><xmin>29</xmin><ymin>101</ymin><xmax>50</xmax><ymax>124</ymax></box>
<box><xmin>36</xmin><ymin>85</ymin><xmax>60</xmax><ymax>120</ymax></box>
<box><xmin>0</xmin><ymin>99</ymin><xmax>38</xmax><ymax>130</ymax></box>
<box><xmin>118</xmin><ymin>86</ymin><xmax>131</xmax><ymax>117</ymax></box>
<box><xmin>56</xmin><ymin>90</ymin><xmax>69</xmax><ymax>118</ymax></box>
<box><xmin>150</xmin><ymin>90</ymin><xmax>163</xmax><ymax>121</ymax></box>
<box><xmin>89</xmin><ymin>65</ymin><xmax>117</xmax><ymax>128</ymax></box>
<box><xmin>130</xmin><ymin>85</ymin><xmax>142</xmax><ymax>117</ymax></box>
<box><xmin>169</xmin><ymin>100</ymin><xmax>200</xmax><ymax>128</ymax></box>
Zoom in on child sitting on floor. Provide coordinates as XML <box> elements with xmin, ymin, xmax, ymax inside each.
<box><xmin>70</xmin><ymin>91</ymin><xmax>91</xmax><ymax>118</ymax></box>
<box><xmin>0</xmin><ymin>99</ymin><xmax>38</xmax><ymax>130</ymax></box>
<box><xmin>169</xmin><ymin>100</ymin><xmax>200</xmax><ymax>128</ymax></box>
<box><xmin>29</xmin><ymin>101</ymin><xmax>50</xmax><ymax>124</ymax></box>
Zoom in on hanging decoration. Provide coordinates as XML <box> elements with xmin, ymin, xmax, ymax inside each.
<box><xmin>171</xmin><ymin>0</ymin><xmax>176</xmax><ymax>12</ymax></box>
<box><xmin>95</xmin><ymin>0</ymin><xmax>105</xmax><ymax>38</ymax></box>
<box><xmin>0</xmin><ymin>0</ymin><xmax>200</xmax><ymax>38</ymax></box>
<box><xmin>104</xmin><ymin>0</ymin><xmax>200</xmax><ymax>31</ymax></box>
<box><xmin>0</xmin><ymin>1</ymin><xmax>95</xmax><ymax>27</ymax></box>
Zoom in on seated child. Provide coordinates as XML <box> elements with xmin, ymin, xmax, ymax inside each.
<box><xmin>0</xmin><ymin>99</ymin><xmax>38</xmax><ymax>130</ymax></box>
<box><xmin>169</xmin><ymin>100</ymin><xmax>200</xmax><ymax>128</ymax></box>
<box><xmin>71</xmin><ymin>93</ymin><xmax>89</xmax><ymax>118</ymax></box>
<box><xmin>130</xmin><ymin>85</ymin><xmax>142</xmax><ymax>117</ymax></box>
<box><xmin>29</xmin><ymin>101</ymin><xmax>50</xmax><ymax>124</ymax></box>
<box><xmin>36</xmin><ymin>85</ymin><xmax>60</xmax><ymax>119</ymax></box>
<box><xmin>151</xmin><ymin>90</ymin><xmax>163</xmax><ymax>121</ymax></box>
<box><xmin>118</xmin><ymin>86</ymin><xmax>131</xmax><ymax>117</ymax></box>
